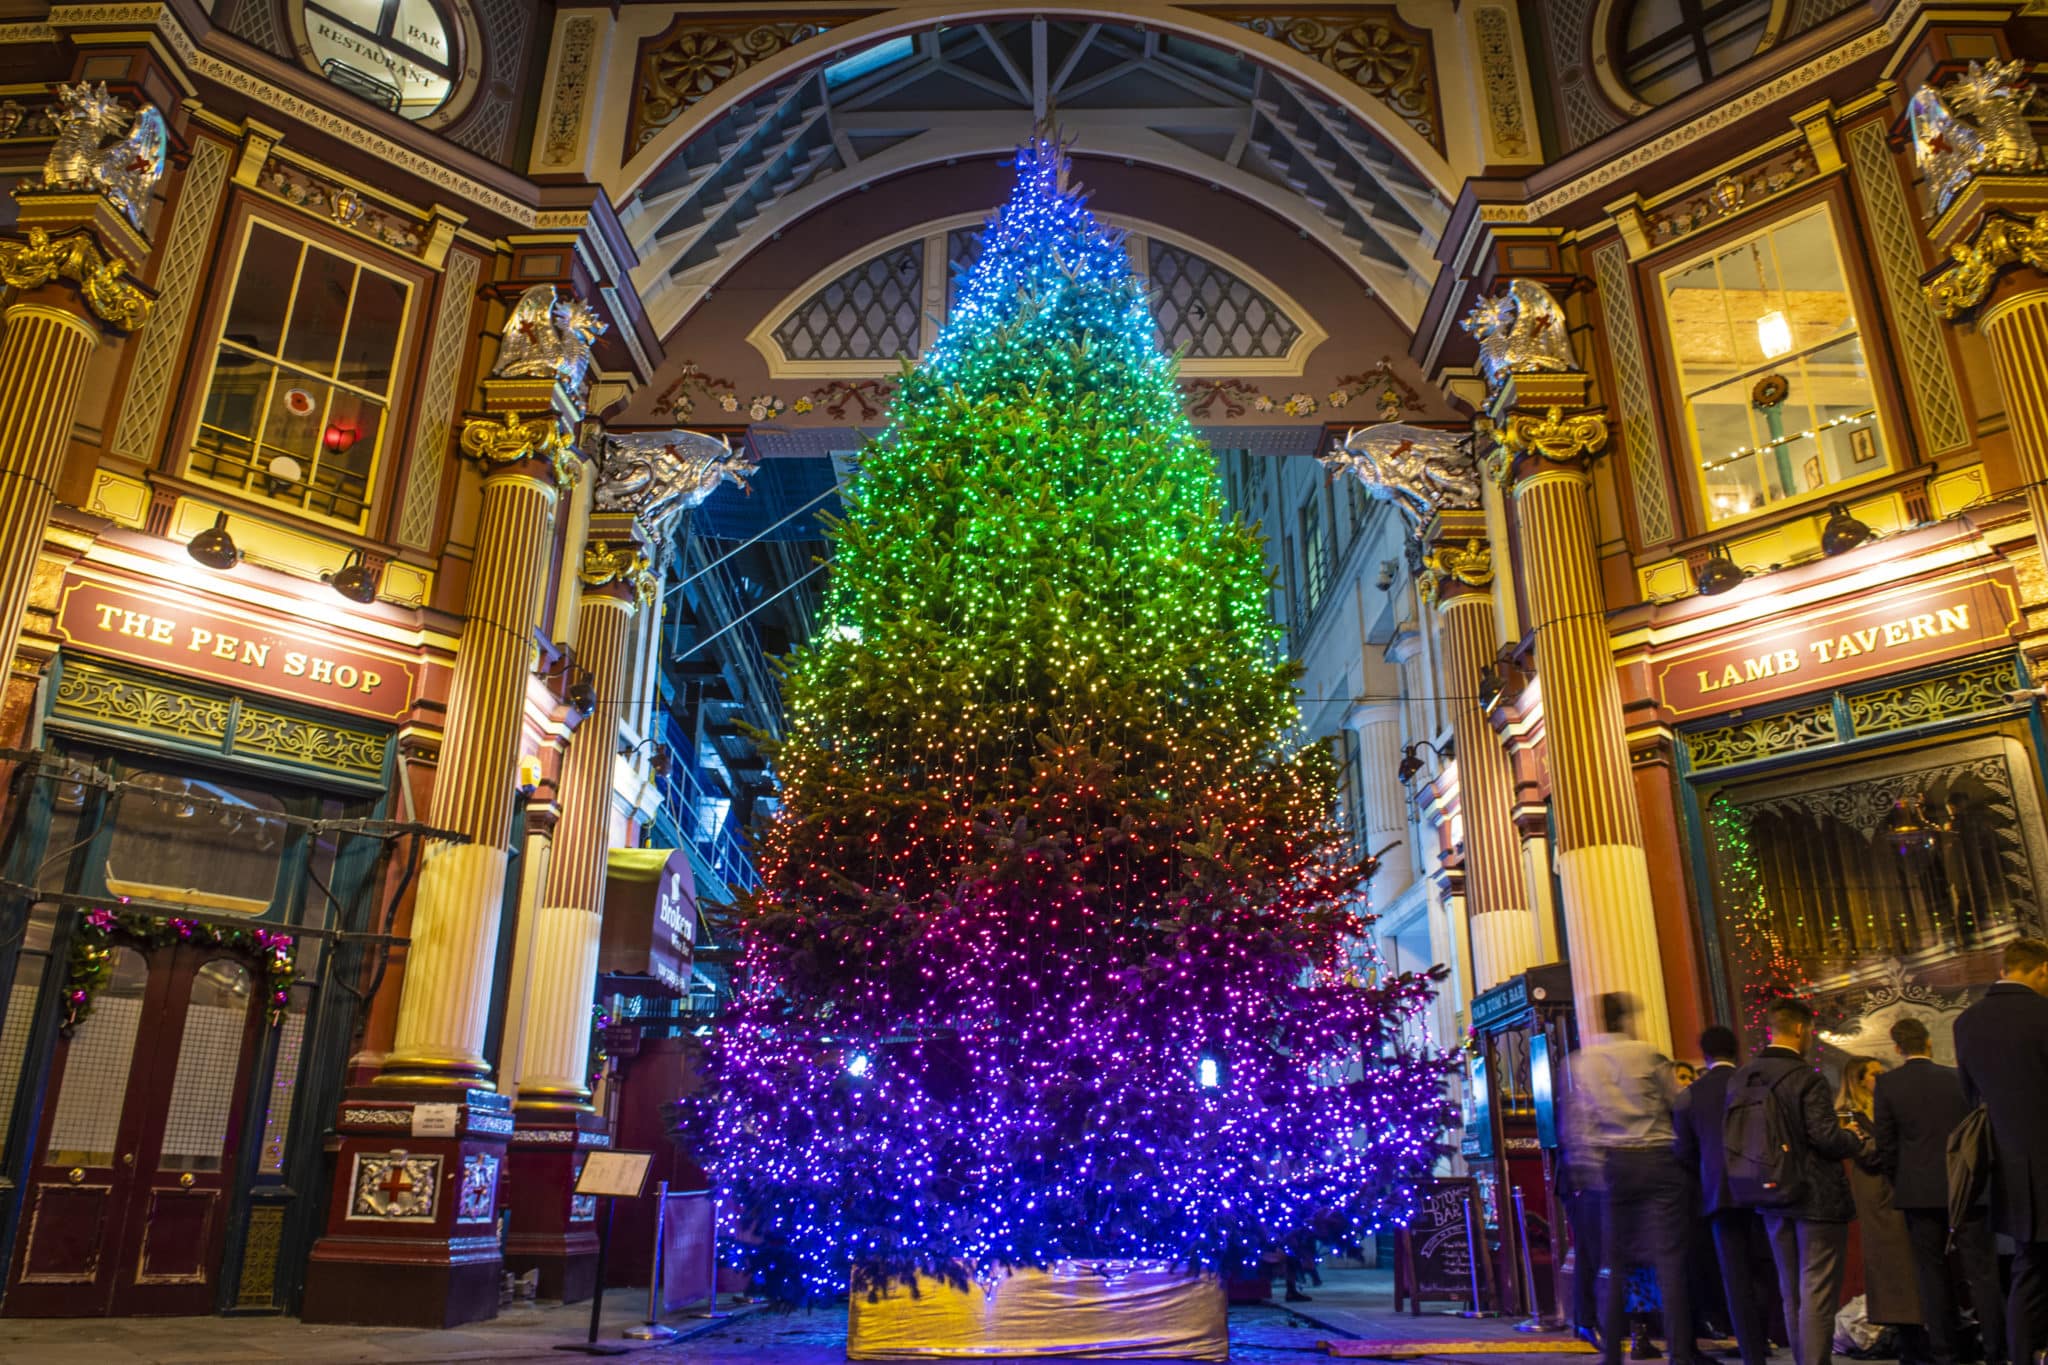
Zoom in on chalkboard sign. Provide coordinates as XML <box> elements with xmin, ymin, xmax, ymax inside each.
<box><xmin>1394</xmin><ymin>1177</ymin><xmax>1492</xmax><ymax>1315</ymax></box>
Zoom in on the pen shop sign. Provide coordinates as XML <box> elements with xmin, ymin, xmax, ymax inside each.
<box><xmin>1656</xmin><ymin>569</ymin><xmax>2022</xmax><ymax>720</ymax></box>
<box><xmin>57</xmin><ymin>578</ymin><xmax>417</xmax><ymax>721</ymax></box>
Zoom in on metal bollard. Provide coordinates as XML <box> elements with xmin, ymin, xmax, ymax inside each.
<box><xmin>624</xmin><ymin>1179</ymin><xmax>679</xmax><ymax>1341</ymax></box>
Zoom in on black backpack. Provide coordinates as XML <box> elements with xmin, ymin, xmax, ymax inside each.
<box><xmin>1723</xmin><ymin>1065</ymin><xmax>1804</xmax><ymax>1208</ymax></box>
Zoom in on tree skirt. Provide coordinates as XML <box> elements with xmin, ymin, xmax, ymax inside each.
<box><xmin>846</xmin><ymin>1262</ymin><xmax>1227</xmax><ymax>1360</ymax></box>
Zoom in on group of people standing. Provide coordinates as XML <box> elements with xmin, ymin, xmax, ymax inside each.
<box><xmin>1564</xmin><ymin>937</ymin><xmax>2048</xmax><ymax>1365</ymax></box>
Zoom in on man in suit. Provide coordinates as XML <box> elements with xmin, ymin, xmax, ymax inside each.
<box><xmin>1877</xmin><ymin>1015</ymin><xmax>2005</xmax><ymax>1365</ymax></box>
<box><xmin>1954</xmin><ymin>937</ymin><xmax>2048</xmax><ymax>1365</ymax></box>
<box><xmin>1675</xmin><ymin>1025</ymin><xmax>1774</xmax><ymax>1365</ymax></box>
<box><xmin>1728</xmin><ymin>997</ymin><xmax>1863</xmax><ymax>1365</ymax></box>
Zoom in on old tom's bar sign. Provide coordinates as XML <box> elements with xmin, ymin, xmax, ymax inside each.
<box><xmin>1656</xmin><ymin>569</ymin><xmax>2022</xmax><ymax>719</ymax></box>
<box><xmin>57</xmin><ymin>577</ymin><xmax>417</xmax><ymax>721</ymax></box>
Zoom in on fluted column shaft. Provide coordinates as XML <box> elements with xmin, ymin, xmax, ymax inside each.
<box><xmin>1350</xmin><ymin>702</ymin><xmax>1413</xmax><ymax>900</ymax></box>
<box><xmin>1434</xmin><ymin>591</ymin><xmax>1533</xmax><ymax>991</ymax></box>
<box><xmin>0</xmin><ymin>302</ymin><xmax>98</xmax><ymax>687</ymax></box>
<box><xmin>1513</xmin><ymin>460</ymin><xmax>1671</xmax><ymax>1050</ymax></box>
<box><xmin>1979</xmin><ymin>292</ymin><xmax>2048</xmax><ymax>571</ymax></box>
<box><xmin>383</xmin><ymin>453</ymin><xmax>563</xmax><ymax>1085</ymax></box>
<box><xmin>518</xmin><ymin>579</ymin><xmax>638</xmax><ymax>1109</ymax></box>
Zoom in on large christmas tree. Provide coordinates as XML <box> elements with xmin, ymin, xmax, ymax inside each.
<box><xmin>695</xmin><ymin>139</ymin><xmax>1454</xmax><ymax>1304</ymax></box>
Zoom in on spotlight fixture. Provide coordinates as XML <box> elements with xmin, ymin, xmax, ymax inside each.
<box><xmin>1694</xmin><ymin>543</ymin><xmax>1745</xmax><ymax>597</ymax></box>
<box><xmin>1819</xmin><ymin>501</ymin><xmax>1874</xmax><ymax>557</ymax></box>
<box><xmin>186</xmin><ymin>511</ymin><xmax>240</xmax><ymax>570</ymax></box>
<box><xmin>1396</xmin><ymin>737</ymin><xmax>1454</xmax><ymax>786</ymax></box>
<box><xmin>326</xmin><ymin>548</ymin><xmax>379</xmax><ymax>604</ymax></box>
<box><xmin>619</xmin><ymin>736</ymin><xmax>673</xmax><ymax>780</ymax></box>
<box><xmin>566</xmin><ymin>667</ymin><xmax>597</xmax><ymax>717</ymax></box>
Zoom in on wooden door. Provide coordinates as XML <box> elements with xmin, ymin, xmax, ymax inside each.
<box><xmin>6</xmin><ymin>942</ymin><xmax>265</xmax><ymax>1316</ymax></box>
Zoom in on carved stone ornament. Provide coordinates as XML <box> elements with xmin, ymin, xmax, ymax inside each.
<box><xmin>1461</xmin><ymin>279</ymin><xmax>1577</xmax><ymax>399</ymax></box>
<box><xmin>1925</xmin><ymin>211</ymin><xmax>2048</xmax><ymax>320</ymax></box>
<box><xmin>0</xmin><ymin>225</ymin><xmax>150</xmax><ymax>331</ymax></box>
<box><xmin>1322</xmin><ymin>423</ymin><xmax>1480</xmax><ymax>535</ymax></box>
<box><xmin>458</xmin><ymin>412</ymin><xmax>577</xmax><ymax>489</ymax></box>
<box><xmin>493</xmin><ymin>285</ymin><xmax>607</xmax><ymax>397</ymax></box>
<box><xmin>630</xmin><ymin>19</ymin><xmax>831</xmax><ymax>151</ymax></box>
<box><xmin>1910</xmin><ymin>59</ymin><xmax>2042</xmax><ymax>219</ymax></box>
<box><xmin>22</xmin><ymin>83</ymin><xmax>166</xmax><ymax>231</ymax></box>
<box><xmin>595</xmin><ymin>429</ymin><xmax>754</xmax><ymax>548</ymax></box>
<box><xmin>1230</xmin><ymin>10</ymin><xmax>1443</xmax><ymax>152</ymax></box>
<box><xmin>579</xmin><ymin>539</ymin><xmax>657</xmax><ymax>608</ymax></box>
<box><xmin>1500</xmin><ymin>406</ymin><xmax>1609</xmax><ymax>485</ymax></box>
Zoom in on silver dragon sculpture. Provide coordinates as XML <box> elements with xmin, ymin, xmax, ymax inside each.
<box><xmin>1460</xmin><ymin>278</ymin><xmax>1577</xmax><ymax>399</ymax></box>
<box><xmin>595</xmin><ymin>429</ymin><xmax>755</xmax><ymax>550</ymax></box>
<box><xmin>1321</xmin><ymin>423</ymin><xmax>1482</xmax><ymax>534</ymax></box>
<box><xmin>30</xmin><ymin>82</ymin><xmax>167</xmax><ymax>230</ymax></box>
<box><xmin>493</xmin><ymin>284</ymin><xmax>608</xmax><ymax>396</ymax></box>
<box><xmin>1910</xmin><ymin>59</ymin><xmax>2041</xmax><ymax>217</ymax></box>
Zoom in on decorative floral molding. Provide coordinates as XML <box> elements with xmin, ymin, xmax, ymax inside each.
<box><xmin>258</xmin><ymin>157</ymin><xmax>425</xmax><ymax>253</ymax></box>
<box><xmin>628</xmin><ymin>17</ymin><xmax>834</xmax><ymax>153</ymax></box>
<box><xmin>542</xmin><ymin>16</ymin><xmax>599</xmax><ymax>169</ymax></box>
<box><xmin>1222</xmin><ymin>8</ymin><xmax>1442</xmax><ymax>153</ymax></box>
<box><xmin>1182</xmin><ymin>359</ymin><xmax>1423</xmax><ymax>421</ymax></box>
<box><xmin>1645</xmin><ymin>145</ymin><xmax>1819</xmax><ymax>247</ymax></box>
<box><xmin>1473</xmin><ymin>7</ymin><xmax>1527</xmax><ymax>159</ymax></box>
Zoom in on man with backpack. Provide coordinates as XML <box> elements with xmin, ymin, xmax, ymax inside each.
<box><xmin>1675</xmin><ymin>1025</ymin><xmax>1774</xmax><ymax>1365</ymax></box>
<box><xmin>1723</xmin><ymin>997</ymin><xmax>1863</xmax><ymax>1365</ymax></box>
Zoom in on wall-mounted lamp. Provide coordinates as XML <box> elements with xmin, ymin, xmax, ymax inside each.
<box><xmin>620</xmin><ymin>736</ymin><xmax>672</xmax><ymax>780</ymax></box>
<box><xmin>1819</xmin><ymin>502</ymin><xmax>1874</xmax><ymax>557</ymax></box>
<box><xmin>566</xmin><ymin>667</ymin><xmax>597</xmax><ymax>717</ymax></box>
<box><xmin>1397</xmin><ymin>737</ymin><xmax>1454</xmax><ymax>786</ymax></box>
<box><xmin>186</xmin><ymin>511</ymin><xmax>240</xmax><ymax>570</ymax></box>
<box><xmin>1694</xmin><ymin>543</ymin><xmax>1745</xmax><ymax>597</ymax></box>
<box><xmin>326</xmin><ymin>548</ymin><xmax>379</xmax><ymax>604</ymax></box>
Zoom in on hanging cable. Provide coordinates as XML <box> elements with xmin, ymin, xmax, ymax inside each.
<box><xmin>669</xmin><ymin>481</ymin><xmax>843</xmax><ymax>596</ymax></box>
<box><xmin>673</xmin><ymin>559</ymin><xmax>832</xmax><ymax>664</ymax></box>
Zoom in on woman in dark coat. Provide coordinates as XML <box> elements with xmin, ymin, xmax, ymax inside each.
<box><xmin>1840</xmin><ymin>1056</ymin><xmax>1923</xmax><ymax>1335</ymax></box>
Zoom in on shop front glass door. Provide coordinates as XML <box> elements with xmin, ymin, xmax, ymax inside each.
<box><xmin>6</xmin><ymin>944</ymin><xmax>263</xmax><ymax>1316</ymax></box>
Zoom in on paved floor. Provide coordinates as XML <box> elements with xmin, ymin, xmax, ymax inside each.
<box><xmin>0</xmin><ymin>1266</ymin><xmax>1588</xmax><ymax>1365</ymax></box>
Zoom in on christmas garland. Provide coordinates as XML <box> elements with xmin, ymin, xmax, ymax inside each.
<box><xmin>63</xmin><ymin>908</ymin><xmax>296</xmax><ymax>1034</ymax></box>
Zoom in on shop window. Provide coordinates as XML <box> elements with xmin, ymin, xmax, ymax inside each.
<box><xmin>303</xmin><ymin>0</ymin><xmax>458</xmax><ymax>121</ymax></box>
<box><xmin>257</xmin><ymin>987</ymin><xmax>310</xmax><ymax>1177</ymax></box>
<box><xmin>158</xmin><ymin>959</ymin><xmax>255</xmax><ymax>1174</ymax></box>
<box><xmin>0</xmin><ymin>919</ymin><xmax>51</xmax><ymax>1153</ymax></box>
<box><xmin>1616</xmin><ymin>0</ymin><xmax>1776</xmax><ymax>105</ymax></box>
<box><xmin>189</xmin><ymin>221</ymin><xmax>409</xmax><ymax>532</ymax></box>
<box><xmin>1660</xmin><ymin>206</ymin><xmax>1888</xmax><ymax>529</ymax></box>
<box><xmin>104</xmin><ymin>772</ymin><xmax>288</xmax><ymax>915</ymax></box>
<box><xmin>1704</xmin><ymin>734</ymin><xmax>2048</xmax><ymax>1057</ymax></box>
<box><xmin>46</xmin><ymin>946</ymin><xmax>148</xmax><ymax>1168</ymax></box>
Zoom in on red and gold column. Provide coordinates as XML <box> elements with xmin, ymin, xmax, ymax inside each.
<box><xmin>1501</xmin><ymin>383</ymin><xmax>1672</xmax><ymax>1051</ymax></box>
<box><xmin>0</xmin><ymin>204</ymin><xmax>150</xmax><ymax>693</ymax></box>
<box><xmin>1925</xmin><ymin>178</ymin><xmax>2048</xmax><ymax>571</ymax></box>
<box><xmin>302</xmin><ymin>396</ymin><xmax>573</xmax><ymax>1328</ymax></box>
<box><xmin>1421</xmin><ymin>514</ymin><xmax>1534</xmax><ymax>992</ymax></box>
<box><xmin>506</xmin><ymin>517</ymin><xmax>653</xmax><ymax>1302</ymax></box>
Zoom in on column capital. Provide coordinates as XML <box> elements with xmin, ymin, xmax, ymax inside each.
<box><xmin>1495</xmin><ymin>404</ymin><xmax>1610</xmax><ymax>490</ymax></box>
<box><xmin>0</xmin><ymin>223</ymin><xmax>151</xmax><ymax>333</ymax></box>
<box><xmin>577</xmin><ymin>536</ymin><xmax>656</xmax><ymax>609</ymax></box>
<box><xmin>1925</xmin><ymin>188</ymin><xmax>2048</xmax><ymax>321</ymax></box>
<box><xmin>1419</xmin><ymin>538</ymin><xmax>1495</xmax><ymax>611</ymax></box>
<box><xmin>459</xmin><ymin>410</ymin><xmax>577</xmax><ymax>491</ymax></box>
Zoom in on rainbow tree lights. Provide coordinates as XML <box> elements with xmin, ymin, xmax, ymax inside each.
<box><xmin>1706</xmin><ymin>796</ymin><xmax>1824</xmax><ymax>1043</ymax></box>
<box><xmin>690</xmin><ymin>138</ymin><xmax>1456</xmax><ymax>1305</ymax></box>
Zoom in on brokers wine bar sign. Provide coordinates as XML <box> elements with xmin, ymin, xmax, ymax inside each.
<box><xmin>56</xmin><ymin>577</ymin><xmax>418</xmax><ymax>721</ymax></box>
<box><xmin>1655</xmin><ymin>569</ymin><xmax>2022</xmax><ymax>719</ymax></box>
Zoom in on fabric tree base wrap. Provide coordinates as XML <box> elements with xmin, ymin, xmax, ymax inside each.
<box><xmin>846</xmin><ymin>1262</ymin><xmax>1227</xmax><ymax>1360</ymax></box>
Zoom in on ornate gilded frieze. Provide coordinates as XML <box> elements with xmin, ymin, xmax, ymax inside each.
<box><xmin>257</xmin><ymin>156</ymin><xmax>427</xmax><ymax>254</ymax></box>
<box><xmin>0</xmin><ymin>226</ymin><xmax>150</xmax><ymax>331</ymax></box>
<box><xmin>233</xmin><ymin>702</ymin><xmax>389</xmax><ymax>777</ymax></box>
<box><xmin>0</xmin><ymin>98</ymin><xmax>59</xmax><ymax>141</ymax></box>
<box><xmin>628</xmin><ymin>17</ymin><xmax>835</xmax><ymax>152</ymax></box>
<box><xmin>55</xmin><ymin>659</ymin><xmax>230</xmax><ymax>743</ymax></box>
<box><xmin>1643</xmin><ymin>144</ymin><xmax>1819</xmax><ymax>248</ymax></box>
<box><xmin>1925</xmin><ymin>211</ymin><xmax>2048</xmax><ymax>320</ymax></box>
<box><xmin>541</xmin><ymin>16</ymin><xmax>600</xmax><ymax>169</ymax></box>
<box><xmin>1846</xmin><ymin>657</ymin><xmax>2020</xmax><ymax>738</ymax></box>
<box><xmin>1472</xmin><ymin>6</ymin><xmax>1527</xmax><ymax>159</ymax></box>
<box><xmin>1910</xmin><ymin>59</ymin><xmax>2041</xmax><ymax>218</ymax></box>
<box><xmin>1683</xmin><ymin>703</ymin><xmax>1838</xmax><ymax>771</ymax></box>
<box><xmin>1322</xmin><ymin>423</ymin><xmax>1479</xmax><ymax>535</ymax></box>
<box><xmin>1223</xmin><ymin>9</ymin><xmax>1442</xmax><ymax>153</ymax></box>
